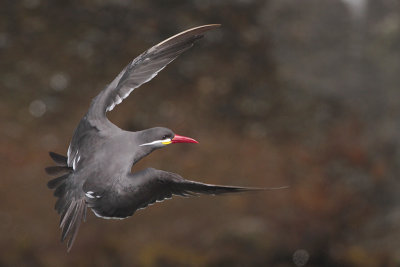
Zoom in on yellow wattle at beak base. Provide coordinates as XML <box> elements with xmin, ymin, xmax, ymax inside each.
<box><xmin>162</xmin><ymin>140</ymin><xmax>172</xmax><ymax>145</ymax></box>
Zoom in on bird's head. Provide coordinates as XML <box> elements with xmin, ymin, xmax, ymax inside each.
<box><xmin>138</xmin><ymin>127</ymin><xmax>198</xmax><ymax>149</ymax></box>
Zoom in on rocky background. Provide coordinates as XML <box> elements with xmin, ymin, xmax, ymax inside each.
<box><xmin>1</xmin><ymin>0</ymin><xmax>400</xmax><ymax>266</ymax></box>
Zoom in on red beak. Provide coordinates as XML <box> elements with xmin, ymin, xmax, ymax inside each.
<box><xmin>171</xmin><ymin>134</ymin><xmax>199</xmax><ymax>144</ymax></box>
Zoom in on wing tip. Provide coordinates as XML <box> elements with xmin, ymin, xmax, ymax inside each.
<box><xmin>184</xmin><ymin>182</ymin><xmax>290</xmax><ymax>195</ymax></box>
<box><xmin>233</xmin><ymin>185</ymin><xmax>290</xmax><ymax>192</ymax></box>
<box><xmin>154</xmin><ymin>24</ymin><xmax>221</xmax><ymax>48</ymax></box>
<box><xmin>192</xmin><ymin>24</ymin><xmax>221</xmax><ymax>29</ymax></box>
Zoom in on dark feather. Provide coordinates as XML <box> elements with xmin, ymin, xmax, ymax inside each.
<box><xmin>47</xmin><ymin>174</ymin><xmax>69</xmax><ymax>189</ymax></box>
<box><xmin>55</xmin><ymin>196</ymin><xmax>68</xmax><ymax>214</ymax></box>
<box><xmin>54</xmin><ymin>183</ymin><xmax>67</xmax><ymax>198</ymax></box>
<box><xmin>45</xmin><ymin>166</ymin><xmax>72</xmax><ymax>176</ymax></box>
<box><xmin>49</xmin><ymin>152</ymin><xmax>68</xmax><ymax>166</ymax></box>
<box><xmin>174</xmin><ymin>181</ymin><xmax>264</xmax><ymax>195</ymax></box>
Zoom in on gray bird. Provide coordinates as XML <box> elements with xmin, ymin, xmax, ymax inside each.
<box><xmin>46</xmin><ymin>25</ymin><xmax>281</xmax><ymax>251</ymax></box>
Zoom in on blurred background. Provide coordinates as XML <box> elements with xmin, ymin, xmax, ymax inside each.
<box><xmin>1</xmin><ymin>0</ymin><xmax>400</xmax><ymax>266</ymax></box>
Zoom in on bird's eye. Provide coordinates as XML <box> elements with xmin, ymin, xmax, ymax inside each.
<box><xmin>162</xmin><ymin>135</ymin><xmax>168</xmax><ymax>140</ymax></box>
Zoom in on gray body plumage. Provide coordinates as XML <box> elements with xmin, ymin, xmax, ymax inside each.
<box><xmin>46</xmin><ymin>25</ymin><xmax>269</xmax><ymax>251</ymax></box>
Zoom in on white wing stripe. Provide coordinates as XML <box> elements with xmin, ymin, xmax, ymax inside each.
<box><xmin>114</xmin><ymin>95</ymin><xmax>122</xmax><ymax>105</ymax></box>
<box><xmin>106</xmin><ymin>58</ymin><xmax>174</xmax><ymax>112</ymax></box>
<box><xmin>122</xmin><ymin>88</ymin><xmax>134</xmax><ymax>99</ymax></box>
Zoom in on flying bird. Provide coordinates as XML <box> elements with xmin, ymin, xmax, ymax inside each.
<box><xmin>46</xmin><ymin>25</ymin><xmax>283</xmax><ymax>251</ymax></box>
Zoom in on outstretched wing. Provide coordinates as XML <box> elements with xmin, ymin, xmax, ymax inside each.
<box><xmin>85</xmin><ymin>168</ymin><xmax>282</xmax><ymax>220</ymax></box>
<box><xmin>87</xmin><ymin>24</ymin><xmax>220</xmax><ymax>127</ymax></box>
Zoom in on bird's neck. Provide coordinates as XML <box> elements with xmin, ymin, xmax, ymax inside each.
<box><xmin>129</xmin><ymin>132</ymin><xmax>158</xmax><ymax>168</ymax></box>
<box><xmin>132</xmin><ymin>147</ymin><xmax>153</xmax><ymax>165</ymax></box>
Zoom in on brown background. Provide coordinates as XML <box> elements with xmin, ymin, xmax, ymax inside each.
<box><xmin>1</xmin><ymin>0</ymin><xmax>400</xmax><ymax>266</ymax></box>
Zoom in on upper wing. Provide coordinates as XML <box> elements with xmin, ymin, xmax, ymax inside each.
<box><xmin>84</xmin><ymin>168</ymin><xmax>280</xmax><ymax>219</ymax></box>
<box><xmin>86</xmin><ymin>24</ymin><xmax>220</xmax><ymax>127</ymax></box>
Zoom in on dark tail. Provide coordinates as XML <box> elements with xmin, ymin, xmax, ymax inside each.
<box><xmin>46</xmin><ymin>152</ymin><xmax>72</xmax><ymax>215</ymax></box>
<box><xmin>46</xmin><ymin>152</ymin><xmax>86</xmax><ymax>252</ymax></box>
